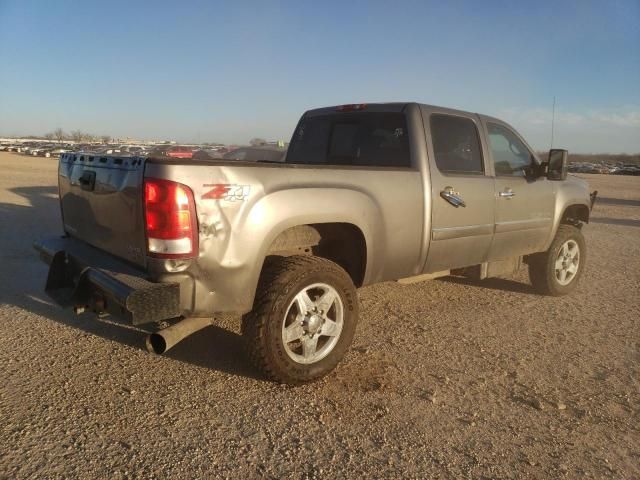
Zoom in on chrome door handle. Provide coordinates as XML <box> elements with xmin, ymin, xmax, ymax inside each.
<box><xmin>440</xmin><ymin>187</ymin><xmax>466</xmax><ymax>208</ymax></box>
<box><xmin>499</xmin><ymin>189</ymin><xmax>515</xmax><ymax>199</ymax></box>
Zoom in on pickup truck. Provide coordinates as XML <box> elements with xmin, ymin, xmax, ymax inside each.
<box><xmin>35</xmin><ymin>102</ymin><xmax>597</xmax><ymax>384</ymax></box>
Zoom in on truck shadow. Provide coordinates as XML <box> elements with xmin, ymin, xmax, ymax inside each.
<box><xmin>439</xmin><ymin>275</ymin><xmax>539</xmax><ymax>295</ymax></box>
<box><xmin>595</xmin><ymin>196</ymin><xmax>640</xmax><ymax>207</ymax></box>
<box><xmin>590</xmin><ymin>217</ymin><xmax>640</xmax><ymax>228</ymax></box>
<box><xmin>0</xmin><ymin>185</ymin><xmax>262</xmax><ymax>381</ymax></box>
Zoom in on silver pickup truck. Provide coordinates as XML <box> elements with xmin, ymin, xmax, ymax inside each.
<box><xmin>35</xmin><ymin>103</ymin><xmax>597</xmax><ymax>384</ymax></box>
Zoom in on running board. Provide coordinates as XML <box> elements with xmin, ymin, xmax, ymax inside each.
<box><xmin>397</xmin><ymin>270</ymin><xmax>450</xmax><ymax>284</ymax></box>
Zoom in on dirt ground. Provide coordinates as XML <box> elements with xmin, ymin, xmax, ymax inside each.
<box><xmin>0</xmin><ymin>151</ymin><xmax>638</xmax><ymax>479</ymax></box>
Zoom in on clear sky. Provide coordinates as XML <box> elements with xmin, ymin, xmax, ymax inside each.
<box><xmin>1</xmin><ymin>0</ymin><xmax>638</xmax><ymax>152</ymax></box>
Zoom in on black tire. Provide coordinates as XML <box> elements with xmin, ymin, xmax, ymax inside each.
<box><xmin>528</xmin><ymin>224</ymin><xmax>586</xmax><ymax>296</ymax></box>
<box><xmin>242</xmin><ymin>255</ymin><xmax>359</xmax><ymax>384</ymax></box>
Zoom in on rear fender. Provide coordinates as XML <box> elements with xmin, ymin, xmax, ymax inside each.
<box><xmin>194</xmin><ymin>187</ymin><xmax>381</xmax><ymax>314</ymax></box>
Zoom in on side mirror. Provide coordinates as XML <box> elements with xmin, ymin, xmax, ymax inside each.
<box><xmin>523</xmin><ymin>156</ymin><xmax>546</xmax><ymax>179</ymax></box>
<box><xmin>547</xmin><ymin>149</ymin><xmax>568</xmax><ymax>181</ymax></box>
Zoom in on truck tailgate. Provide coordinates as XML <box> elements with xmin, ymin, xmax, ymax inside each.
<box><xmin>58</xmin><ymin>153</ymin><xmax>147</xmax><ymax>267</ymax></box>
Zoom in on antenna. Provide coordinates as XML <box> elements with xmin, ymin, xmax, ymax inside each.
<box><xmin>550</xmin><ymin>96</ymin><xmax>556</xmax><ymax>149</ymax></box>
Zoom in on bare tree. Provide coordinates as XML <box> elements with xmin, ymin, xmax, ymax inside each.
<box><xmin>249</xmin><ymin>137</ymin><xmax>267</xmax><ymax>146</ymax></box>
<box><xmin>70</xmin><ymin>130</ymin><xmax>84</xmax><ymax>143</ymax></box>
<box><xmin>53</xmin><ymin>128</ymin><xmax>66</xmax><ymax>143</ymax></box>
<box><xmin>44</xmin><ymin>133</ymin><xmax>54</xmax><ymax>141</ymax></box>
<box><xmin>100</xmin><ymin>135</ymin><xmax>111</xmax><ymax>144</ymax></box>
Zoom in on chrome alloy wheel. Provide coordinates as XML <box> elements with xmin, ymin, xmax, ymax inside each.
<box><xmin>555</xmin><ymin>239</ymin><xmax>580</xmax><ymax>286</ymax></box>
<box><xmin>281</xmin><ymin>283</ymin><xmax>344</xmax><ymax>364</ymax></box>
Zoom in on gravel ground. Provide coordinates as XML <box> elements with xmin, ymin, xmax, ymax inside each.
<box><xmin>1</xmin><ymin>152</ymin><xmax>638</xmax><ymax>479</ymax></box>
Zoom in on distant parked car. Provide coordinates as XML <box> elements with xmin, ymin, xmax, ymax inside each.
<box><xmin>20</xmin><ymin>144</ymin><xmax>38</xmax><ymax>154</ymax></box>
<box><xmin>89</xmin><ymin>146</ymin><xmax>123</xmax><ymax>155</ymax></box>
<box><xmin>30</xmin><ymin>144</ymin><xmax>56</xmax><ymax>156</ymax></box>
<box><xmin>41</xmin><ymin>146</ymin><xmax>72</xmax><ymax>158</ymax></box>
<box><xmin>149</xmin><ymin>145</ymin><xmax>195</xmax><ymax>159</ymax></box>
<box><xmin>119</xmin><ymin>145</ymin><xmax>147</xmax><ymax>155</ymax></box>
<box><xmin>5</xmin><ymin>143</ymin><xmax>24</xmax><ymax>152</ymax></box>
<box><xmin>223</xmin><ymin>146</ymin><xmax>286</xmax><ymax>162</ymax></box>
<box><xmin>192</xmin><ymin>147</ymin><xmax>229</xmax><ymax>160</ymax></box>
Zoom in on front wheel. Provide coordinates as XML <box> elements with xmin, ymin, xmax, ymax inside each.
<box><xmin>528</xmin><ymin>224</ymin><xmax>586</xmax><ymax>296</ymax></box>
<box><xmin>242</xmin><ymin>256</ymin><xmax>358</xmax><ymax>384</ymax></box>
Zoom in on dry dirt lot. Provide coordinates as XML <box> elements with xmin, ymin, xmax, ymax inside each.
<box><xmin>0</xmin><ymin>151</ymin><xmax>638</xmax><ymax>479</ymax></box>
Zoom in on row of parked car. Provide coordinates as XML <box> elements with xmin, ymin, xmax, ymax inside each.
<box><xmin>568</xmin><ymin>162</ymin><xmax>640</xmax><ymax>176</ymax></box>
<box><xmin>0</xmin><ymin>142</ymin><xmax>158</xmax><ymax>158</ymax></box>
<box><xmin>147</xmin><ymin>144</ymin><xmax>287</xmax><ymax>162</ymax></box>
<box><xmin>0</xmin><ymin>141</ymin><xmax>288</xmax><ymax>162</ymax></box>
<box><xmin>4</xmin><ymin>142</ymin><xmax>636</xmax><ymax>174</ymax></box>
<box><xmin>0</xmin><ymin>142</ymin><xmax>74</xmax><ymax>157</ymax></box>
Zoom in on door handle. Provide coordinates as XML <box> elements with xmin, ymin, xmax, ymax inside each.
<box><xmin>440</xmin><ymin>186</ymin><xmax>466</xmax><ymax>208</ymax></box>
<box><xmin>499</xmin><ymin>188</ymin><xmax>515</xmax><ymax>199</ymax></box>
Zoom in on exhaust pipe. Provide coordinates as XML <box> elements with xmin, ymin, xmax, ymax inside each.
<box><xmin>145</xmin><ymin>317</ymin><xmax>213</xmax><ymax>355</ymax></box>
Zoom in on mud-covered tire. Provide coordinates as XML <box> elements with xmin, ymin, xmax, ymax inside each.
<box><xmin>528</xmin><ymin>224</ymin><xmax>586</xmax><ymax>296</ymax></box>
<box><xmin>242</xmin><ymin>256</ymin><xmax>359</xmax><ymax>384</ymax></box>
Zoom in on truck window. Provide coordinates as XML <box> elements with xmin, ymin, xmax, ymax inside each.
<box><xmin>487</xmin><ymin>123</ymin><xmax>534</xmax><ymax>176</ymax></box>
<box><xmin>430</xmin><ymin>114</ymin><xmax>484</xmax><ymax>175</ymax></box>
<box><xmin>286</xmin><ymin>112</ymin><xmax>411</xmax><ymax>167</ymax></box>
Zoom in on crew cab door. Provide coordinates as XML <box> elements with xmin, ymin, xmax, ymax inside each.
<box><xmin>422</xmin><ymin>110</ymin><xmax>495</xmax><ymax>272</ymax></box>
<box><xmin>483</xmin><ymin>120</ymin><xmax>554</xmax><ymax>259</ymax></box>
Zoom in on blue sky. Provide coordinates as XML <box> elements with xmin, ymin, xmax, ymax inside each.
<box><xmin>0</xmin><ymin>0</ymin><xmax>638</xmax><ymax>152</ymax></box>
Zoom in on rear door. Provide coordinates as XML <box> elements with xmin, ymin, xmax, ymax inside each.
<box><xmin>483</xmin><ymin>121</ymin><xmax>554</xmax><ymax>259</ymax></box>
<box><xmin>422</xmin><ymin>109</ymin><xmax>495</xmax><ymax>272</ymax></box>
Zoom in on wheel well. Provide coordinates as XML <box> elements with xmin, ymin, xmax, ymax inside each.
<box><xmin>266</xmin><ymin>223</ymin><xmax>367</xmax><ymax>287</ymax></box>
<box><xmin>561</xmin><ymin>204</ymin><xmax>590</xmax><ymax>226</ymax></box>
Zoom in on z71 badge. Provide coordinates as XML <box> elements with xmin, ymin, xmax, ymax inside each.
<box><xmin>202</xmin><ymin>184</ymin><xmax>250</xmax><ymax>201</ymax></box>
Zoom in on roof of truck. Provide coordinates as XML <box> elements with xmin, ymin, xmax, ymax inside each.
<box><xmin>304</xmin><ymin>102</ymin><xmax>503</xmax><ymax>121</ymax></box>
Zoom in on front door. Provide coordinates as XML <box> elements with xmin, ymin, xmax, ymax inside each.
<box><xmin>423</xmin><ymin>111</ymin><xmax>496</xmax><ymax>273</ymax></box>
<box><xmin>484</xmin><ymin>121</ymin><xmax>554</xmax><ymax>260</ymax></box>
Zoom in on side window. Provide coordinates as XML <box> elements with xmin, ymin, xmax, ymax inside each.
<box><xmin>430</xmin><ymin>114</ymin><xmax>484</xmax><ymax>174</ymax></box>
<box><xmin>487</xmin><ymin>123</ymin><xmax>534</xmax><ymax>177</ymax></box>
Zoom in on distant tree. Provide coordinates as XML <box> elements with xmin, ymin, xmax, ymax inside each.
<box><xmin>100</xmin><ymin>135</ymin><xmax>111</xmax><ymax>144</ymax></box>
<box><xmin>249</xmin><ymin>137</ymin><xmax>267</xmax><ymax>146</ymax></box>
<box><xmin>53</xmin><ymin>128</ymin><xmax>66</xmax><ymax>143</ymax></box>
<box><xmin>70</xmin><ymin>130</ymin><xmax>84</xmax><ymax>143</ymax></box>
<box><xmin>44</xmin><ymin>133</ymin><xmax>54</xmax><ymax>141</ymax></box>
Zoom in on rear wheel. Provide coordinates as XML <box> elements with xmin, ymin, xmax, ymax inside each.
<box><xmin>528</xmin><ymin>224</ymin><xmax>586</xmax><ymax>296</ymax></box>
<box><xmin>242</xmin><ymin>256</ymin><xmax>358</xmax><ymax>384</ymax></box>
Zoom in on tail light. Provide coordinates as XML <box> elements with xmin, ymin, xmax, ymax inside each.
<box><xmin>143</xmin><ymin>178</ymin><xmax>198</xmax><ymax>258</ymax></box>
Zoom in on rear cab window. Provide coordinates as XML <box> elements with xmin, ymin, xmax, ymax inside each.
<box><xmin>286</xmin><ymin>111</ymin><xmax>411</xmax><ymax>167</ymax></box>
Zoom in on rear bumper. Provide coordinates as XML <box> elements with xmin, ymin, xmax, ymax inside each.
<box><xmin>34</xmin><ymin>236</ymin><xmax>181</xmax><ymax>325</ymax></box>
